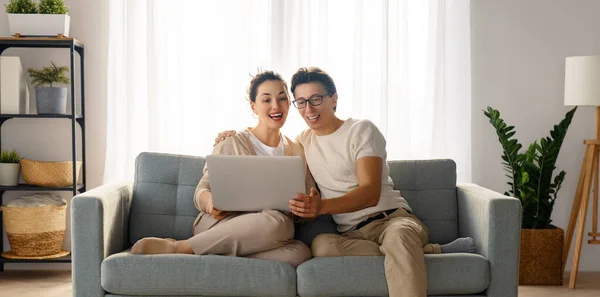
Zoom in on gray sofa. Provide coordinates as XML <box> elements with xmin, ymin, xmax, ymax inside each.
<box><xmin>71</xmin><ymin>152</ymin><xmax>521</xmax><ymax>297</ymax></box>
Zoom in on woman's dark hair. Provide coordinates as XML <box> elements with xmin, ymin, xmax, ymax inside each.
<box><xmin>247</xmin><ymin>70</ymin><xmax>288</xmax><ymax>102</ymax></box>
<box><xmin>290</xmin><ymin>67</ymin><xmax>337</xmax><ymax>97</ymax></box>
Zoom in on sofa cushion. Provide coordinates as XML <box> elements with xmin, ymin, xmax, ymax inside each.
<box><xmin>101</xmin><ymin>251</ymin><xmax>297</xmax><ymax>296</ymax></box>
<box><xmin>104</xmin><ymin>294</ymin><xmax>485</xmax><ymax>297</ymax></box>
<box><xmin>296</xmin><ymin>254</ymin><xmax>489</xmax><ymax>296</ymax></box>
<box><xmin>388</xmin><ymin>159</ymin><xmax>458</xmax><ymax>244</ymax></box>
<box><xmin>130</xmin><ymin>153</ymin><xmax>205</xmax><ymax>245</ymax></box>
<box><xmin>129</xmin><ymin>154</ymin><xmax>459</xmax><ymax>247</ymax></box>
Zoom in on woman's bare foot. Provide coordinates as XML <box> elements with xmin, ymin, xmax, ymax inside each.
<box><xmin>131</xmin><ymin>237</ymin><xmax>178</xmax><ymax>254</ymax></box>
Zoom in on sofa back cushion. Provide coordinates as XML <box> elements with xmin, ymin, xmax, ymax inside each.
<box><xmin>129</xmin><ymin>153</ymin><xmax>458</xmax><ymax>246</ymax></box>
<box><xmin>129</xmin><ymin>152</ymin><xmax>204</xmax><ymax>244</ymax></box>
<box><xmin>388</xmin><ymin>159</ymin><xmax>458</xmax><ymax>244</ymax></box>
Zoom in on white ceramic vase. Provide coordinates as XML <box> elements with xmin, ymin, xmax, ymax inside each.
<box><xmin>0</xmin><ymin>163</ymin><xmax>20</xmax><ymax>186</ymax></box>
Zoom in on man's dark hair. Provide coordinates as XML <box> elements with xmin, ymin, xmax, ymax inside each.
<box><xmin>291</xmin><ymin>67</ymin><xmax>337</xmax><ymax>111</ymax></box>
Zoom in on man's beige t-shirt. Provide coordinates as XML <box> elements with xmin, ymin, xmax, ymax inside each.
<box><xmin>296</xmin><ymin>118</ymin><xmax>412</xmax><ymax>233</ymax></box>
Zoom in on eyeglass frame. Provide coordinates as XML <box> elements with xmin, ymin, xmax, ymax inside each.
<box><xmin>292</xmin><ymin>93</ymin><xmax>331</xmax><ymax>109</ymax></box>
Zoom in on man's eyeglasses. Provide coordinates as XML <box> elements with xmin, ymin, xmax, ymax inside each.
<box><xmin>292</xmin><ymin>94</ymin><xmax>328</xmax><ymax>109</ymax></box>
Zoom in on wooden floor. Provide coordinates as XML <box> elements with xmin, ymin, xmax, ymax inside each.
<box><xmin>519</xmin><ymin>272</ymin><xmax>600</xmax><ymax>297</ymax></box>
<box><xmin>0</xmin><ymin>270</ymin><xmax>598</xmax><ymax>296</ymax></box>
<box><xmin>0</xmin><ymin>270</ymin><xmax>71</xmax><ymax>297</ymax></box>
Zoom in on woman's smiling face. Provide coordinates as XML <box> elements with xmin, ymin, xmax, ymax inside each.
<box><xmin>251</xmin><ymin>80</ymin><xmax>291</xmax><ymax>129</ymax></box>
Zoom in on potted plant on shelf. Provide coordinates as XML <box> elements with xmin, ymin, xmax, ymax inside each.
<box><xmin>5</xmin><ymin>0</ymin><xmax>70</xmax><ymax>37</ymax></box>
<box><xmin>28</xmin><ymin>62</ymin><xmax>70</xmax><ymax>115</ymax></box>
<box><xmin>484</xmin><ymin>106</ymin><xmax>577</xmax><ymax>285</ymax></box>
<box><xmin>0</xmin><ymin>149</ymin><xmax>22</xmax><ymax>186</ymax></box>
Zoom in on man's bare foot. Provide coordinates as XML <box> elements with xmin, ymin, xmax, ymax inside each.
<box><xmin>131</xmin><ymin>237</ymin><xmax>178</xmax><ymax>254</ymax></box>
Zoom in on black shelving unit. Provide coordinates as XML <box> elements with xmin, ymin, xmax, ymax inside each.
<box><xmin>0</xmin><ymin>37</ymin><xmax>86</xmax><ymax>271</ymax></box>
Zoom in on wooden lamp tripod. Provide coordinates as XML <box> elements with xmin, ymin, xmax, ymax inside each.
<box><xmin>563</xmin><ymin>55</ymin><xmax>600</xmax><ymax>289</ymax></box>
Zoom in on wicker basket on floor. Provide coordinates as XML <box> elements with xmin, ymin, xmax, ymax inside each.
<box><xmin>519</xmin><ymin>227</ymin><xmax>564</xmax><ymax>285</ymax></box>
<box><xmin>1</xmin><ymin>198</ymin><xmax>68</xmax><ymax>258</ymax></box>
<box><xmin>21</xmin><ymin>159</ymin><xmax>82</xmax><ymax>187</ymax></box>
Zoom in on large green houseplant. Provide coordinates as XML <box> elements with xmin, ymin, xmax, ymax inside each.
<box><xmin>484</xmin><ymin>106</ymin><xmax>576</xmax><ymax>228</ymax></box>
<box><xmin>484</xmin><ymin>106</ymin><xmax>576</xmax><ymax>285</ymax></box>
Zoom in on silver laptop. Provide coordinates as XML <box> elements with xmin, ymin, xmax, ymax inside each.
<box><xmin>205</xmin><ymin>155</ymin><xmax>306</xmax><ymax>212</ymax></box>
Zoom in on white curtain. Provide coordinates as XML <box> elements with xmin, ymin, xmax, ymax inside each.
<box><xmin>106</xmin><ymin>0</ymin><xmax>472</xmax><ymax>183</ymax></box>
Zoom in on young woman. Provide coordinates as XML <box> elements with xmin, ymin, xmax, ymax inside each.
<box><xmin>131</xmin><ymin>71</ymin><xmax>314</xmax><ymax>267</ymax></box>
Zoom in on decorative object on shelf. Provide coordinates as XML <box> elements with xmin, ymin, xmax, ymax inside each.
<box><xmin>1</xmin><ymin>192</ymin><xmax>69</xmax><ymax>259</ymax></box>
<box><xmin>562</xmin><ymin>55</ymin><xmax>600</xmax><ymax>289</ymax></box>
<box><xmin>484</xmin><ymin>106</ymin><xmax>577</xmax><ymax>285</ymax></box>
<box><xmin>20</xmin><ymin>159</ymin><xmax>81</xmax><ymax>187</ymax></box>
<box><xmin>0</xmin><ymin>56</ymin><xmax>30</xmax><ymax>114</ymax></box>
<box><xmin>0</xmin><ymin>149</ymin><xmax>22</xmax><ymax>186</ymax></box>
<box><xmin>27</xmin><ymin>62</ymin><xmax>70</xmax><ymax>115</ymax></box>
<box><xmin>5</xmin><ymin>0</ymin><xmax>70</xmax><ymax>37</ymax></box>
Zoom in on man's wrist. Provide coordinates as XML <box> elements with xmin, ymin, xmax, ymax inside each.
<box><xmin>320</xmin><ymin>199</ymin><xmax>331</xmax><ymax>215</ymax></box>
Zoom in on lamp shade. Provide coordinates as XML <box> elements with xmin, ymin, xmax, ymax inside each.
<box><xmin>565</xmin><ymin>55</ymin><xmax>600</xmax><ymax>106</ymax></box>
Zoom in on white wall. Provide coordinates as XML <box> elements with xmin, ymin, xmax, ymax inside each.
<box><xmin>472</xmin><ymin>0</ymin><xmax>600</xmax><ymax>271</ymax></box>
<box><xmin>0</xmin><ymin>0</ymin><xmax>108</xmax><ymax>269</ymax></box>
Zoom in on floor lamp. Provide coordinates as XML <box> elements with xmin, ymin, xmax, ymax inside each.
<box><xmin>563</xmin><ymin>55</ymin><xmax>600</xmax><ymax>289</ymax></box>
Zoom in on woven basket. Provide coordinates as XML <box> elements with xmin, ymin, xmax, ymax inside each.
<box><xmin>519</xmin><ymin>226</ymin><xmax>564</xmax><ymax>285</ymax></box>
<box><xmin>1</xmin><ymin>203</ymin><xmax>67</xmax><ymax>257</ymax></box>
<box><xmin>21</xmin><ymin>159</ymin><xmax>82</xmax><ymax>187</ymax></box>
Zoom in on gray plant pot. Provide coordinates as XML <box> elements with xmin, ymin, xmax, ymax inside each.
<box><xmin>35</xmin><ymin>87</ymin><xmax>67</xmax><ymax>115</ymax></box>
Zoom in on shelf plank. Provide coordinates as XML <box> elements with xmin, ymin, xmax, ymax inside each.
<box><xmin>0</xmin><ymin>254</ymin><xmax>71</xmax><ymax>264</ymax></box>
<box><xmin>0</xmin><ymin>184</ymin><xmax>84</xmax><ymax>192</ymax></box>
<box><xmin>0</xmin><ymin>114</ymin><xmax>82</xmax><ymax>119</ymax></box>
<box><xmin>0</xmin><ymin>37</ymin><xmax>83</xmax><ymax>48</ymax></box>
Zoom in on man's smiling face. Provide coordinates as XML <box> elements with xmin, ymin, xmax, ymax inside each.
<box><xmin>293</xmin><ymin>82</ymin><xmax>338</xmax><ymax>132</ymax></box>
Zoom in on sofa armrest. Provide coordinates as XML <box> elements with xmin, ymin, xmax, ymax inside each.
<box><xmin>456</xmin><ymin>183</ymin><xmax>521</xmax><ymax>297</ymax></box>
<box><xmin>71</xmin><ymin>181</ymin><xmax>133</xmax><ymax>297</ymax></box>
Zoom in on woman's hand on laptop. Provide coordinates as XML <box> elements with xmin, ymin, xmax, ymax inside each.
<box><xmin>206</xmin><ymin>198</ymin><xmax>231</xmax><ymax>220</ymax></box>
<box><xmin>289</xmin><ymin>187</ymin><xmax>322</xmax><ymax>218</ymax></box>
<box><xmin>213</xmin><ymin>130</ymin><xmax>237</xmax><ymax>147</ymax></box>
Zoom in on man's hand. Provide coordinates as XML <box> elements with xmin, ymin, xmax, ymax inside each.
<box><xmin>206</xmin><ymin>197</ymin><xmax>231</xmax><ymax>220</ymax></box>
<box><xmin>289</xmin><ymin>187</ymin><xmax>322</xmax><ymax>218</ymax></box>
<box><xmin>213</xmin><ymin>130</ymin><xmax>237</xmax><ymax>147</ymax></box>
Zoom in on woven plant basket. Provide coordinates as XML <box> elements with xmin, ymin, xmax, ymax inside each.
<box><xmin>1</xmin><ymin>202</ymin><xmax>68</xmax><ymax>258</ymax></box>
<box><xmin>21</xmin><ymin>159</ymin><xmax>82</xmax><ymax>187</ymax></box>
<box><xmin>519</xmin><ymin>226</ymin><xmax>564</xmax><ymax>285</ymax></box>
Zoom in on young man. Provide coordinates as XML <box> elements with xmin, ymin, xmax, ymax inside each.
<box><xmin>286</xmin><ymin>67</ymin><xmax>473</xmax><ymax>297</ymax></box>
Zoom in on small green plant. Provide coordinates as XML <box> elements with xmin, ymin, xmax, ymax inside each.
<box><xmin>5</xmin><ymin>0</ymin><xmax>38</xmax><ymax>13</ymax></box>
<box><xmin>28</xmin><ymin>62</ymin><xmax>70</xmax><ymax>87</ymax></box>
<box><xmin>0</xmin><ymin>150</ymin><xmax>22</xmax><ymax>164</ymax></box>
<box><xmin>38</xmin><ymin>0</ymin><xmax>68</xmax><ymax>14</ymax></box>
<box><xmin>484</xmin><ymin>106</ymin><xmax>577</xmax><ymax>229</ymax></box>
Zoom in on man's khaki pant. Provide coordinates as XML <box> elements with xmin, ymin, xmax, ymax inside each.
<box><xmin>311</xmin><ymin>208</ymin><xmax>441</xmax><ymax>297</ymax></box>
<box><xmin>190</xmin><ymin>209</ymin><xmax>311</xmax><ymax>267</ymax></box>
